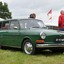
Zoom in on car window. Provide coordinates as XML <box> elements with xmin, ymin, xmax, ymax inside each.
<box><xmin>0</xmin><ymin>22</ymin><xmax>2</xmax><ymax>29</ymax></box>
<box><xmin>10</xmin><ymin>21</ymin><xmax>19</xmax><ymax>30</ymax></box>
<box><xmin>20</xmin><ymin>19</ymin><xmax>46</xmax><ymax>29</ymax></box>
<box><xmin>2</xmin><ymin>21</ymin><xmax>9</xmax><ymax>30</ymax></box>
<box><xmin>20</xmin><ymin>22</ymin><xmax>25</xmax><ymax>29</ymax></box>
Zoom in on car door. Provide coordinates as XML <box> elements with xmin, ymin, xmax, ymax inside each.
<box><xmin>0</xmin><ymin>20</ymin><xmax>10</xmax><ymax>46</ymax></box>
<box><xmin>0</xmin><ymin>21</ymin><xmax>3</xmax><ymax>46</ymax></box>
<box><xmin>2</xmin><ymin>20</ymin><xmax>21</xmax><ymax>48</ymax></box>
<box><xmin>8</xmin><ymin>20</ymin><xmax>21</xmax><ymax>47</ymax></box>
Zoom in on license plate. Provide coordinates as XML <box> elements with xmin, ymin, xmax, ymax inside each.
<box><xmin>56</xmin><ymin>38</ymin><xmax>64</xmax><ymax>42</ymax></box>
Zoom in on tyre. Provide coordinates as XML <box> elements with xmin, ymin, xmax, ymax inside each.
<box><xmin>0</xmin><ymin>45</ymin><xmax>1</xmax><ymax>49</ymax></box>
<box><xmin>22</xmin><ymin>39</ymin><xmax>35</xmax><ymax>55</ymax></box>
<box><xmin>0</xmin><ymin>44</ymin><xmax>1</xmax><ymax>49</ymax></box>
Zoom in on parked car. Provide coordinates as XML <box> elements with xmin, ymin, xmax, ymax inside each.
<box><xmin>0</xmin><ymin>19</ymin><xmax>64</xmax><ymax>54</ymax></box>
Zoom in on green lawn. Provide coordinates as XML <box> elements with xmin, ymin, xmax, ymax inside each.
<box><xmin>0</xmin><ymin>49</ymin><xmax>64</xmax><ymax>64</ymax></box>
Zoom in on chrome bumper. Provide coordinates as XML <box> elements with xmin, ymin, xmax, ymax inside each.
<box><xmin>36</xmin><ymin>44</ymin><xmax>64</xmax><ymax>48</ymax></box>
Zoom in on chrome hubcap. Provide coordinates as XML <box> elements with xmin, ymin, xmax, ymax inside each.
<box><xmin>24</xmin><ymin>42</ymin><xmax>33</xmax><ymax>54</ymax></box>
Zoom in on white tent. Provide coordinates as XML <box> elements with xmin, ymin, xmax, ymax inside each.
<box><xmin>0</xmin><ymin>18</ymin><xmax>4</xmax><ymax>20</ymax></box>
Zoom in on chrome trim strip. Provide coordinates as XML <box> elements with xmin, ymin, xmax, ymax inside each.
<box><xmin>1</xmin><ymin>45</ymin><xmax>21</xmax><ymax>48</ymax></box>
<box><xmin>36</xmin><ymin>44</ymin><xmax>64</xmax><ymax>48</ymax></box>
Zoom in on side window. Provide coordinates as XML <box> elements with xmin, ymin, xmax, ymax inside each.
<box><xmin>0</xmin><ymin>22</ymin><xmax>2</xmax><ymax>29</ymax></box>
<box><xmin>2</xmin><ymin>21</ymin><xmax>9</xmax><ymax>30</ymax></box>
<box><xmin>20</xmin><ymin>20</ymin><xmax>29</xmax><ymax>29</ymax></box>
<box><xmin>10</xmin><ymin>21</ymin><xmax>19</xmax><ymax>30</ymax></box>
<box><xmin>20</xmin><ymin>22</ymin><xmax>25</xmax><ymax>29</ymax></box>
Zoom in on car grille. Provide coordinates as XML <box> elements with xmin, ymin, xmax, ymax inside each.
<box><xmin>45</xmin><ymin>35</ymin><xmax>64</xmax><ymax>43</ymax></box>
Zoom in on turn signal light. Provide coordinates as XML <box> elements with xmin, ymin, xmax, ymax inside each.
<box><xmin>36</xmin><ymin>40</ymin><xmax>44</xmax><ymax>43</ymax></box>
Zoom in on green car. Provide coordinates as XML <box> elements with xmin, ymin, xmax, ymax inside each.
<box><xmin>0</xmin><ymin>19</ymin><xmax>64</xmax><ymax>54</ymax></box>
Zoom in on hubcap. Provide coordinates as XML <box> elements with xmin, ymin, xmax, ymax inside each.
<box><xmin>24</xmin><ymin>42</ymin><xmax>33</xmax><ymax>54</ymax></box>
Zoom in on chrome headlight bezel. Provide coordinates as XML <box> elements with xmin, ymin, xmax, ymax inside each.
<box><xmin>40</xmin><ymin>32</ymin><xmax>46</xmax><ymax>39</ymax></box>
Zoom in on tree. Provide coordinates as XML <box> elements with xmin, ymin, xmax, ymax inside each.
<box><xmin>0</xmin><ymin>2</ymin><xmax>12</xmax><ymax>19</ymax></box>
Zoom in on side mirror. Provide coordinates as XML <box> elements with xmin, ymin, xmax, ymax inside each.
<box><xmin>13</xmin><ymin>26</ymin><xmax>18</xmax><ymax>30</ymax></box>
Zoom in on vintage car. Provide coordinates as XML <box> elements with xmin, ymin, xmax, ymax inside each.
<box><xmin>0</xmin><ymin>19</ymin><xmax>64</xmax><ymax>54</ymax></box>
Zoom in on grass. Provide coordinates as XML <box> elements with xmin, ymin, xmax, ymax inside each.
<box><xmin>0</xmin><ymin>48</ymin><xmax>64</xmax><ymax>64</ymax></box>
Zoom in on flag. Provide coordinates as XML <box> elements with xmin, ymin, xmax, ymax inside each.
<box><xmin>47</xmin><ymin>9</ymin><xmax>52</xmax><ymax>20</ymax></box>
<box><xmin>47</xmin><ymin>9</ymin><xmax>52</xmax><ymax>15</ymax></box>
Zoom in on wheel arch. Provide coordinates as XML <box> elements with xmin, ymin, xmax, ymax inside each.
<box><xmin>21</xmin><ymin>36</ymin><xmax>32</xmax><ymax>49</ymax></box>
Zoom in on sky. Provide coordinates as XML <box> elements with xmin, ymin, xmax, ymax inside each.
<box><xmin>0</xmin><ymin>0</ymin><xmax>64</xmax><ymax>26</ymax></box>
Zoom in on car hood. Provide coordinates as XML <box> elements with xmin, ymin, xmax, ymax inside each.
<box><xmin>30</xmin><ymin>28</ymin><xmax>60</xmax><ymax>35</ymax></box>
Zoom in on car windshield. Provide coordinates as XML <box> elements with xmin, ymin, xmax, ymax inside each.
<box><xmin>19</xmin><ymin>19</ymin><xmax>46</xmax><ymax>29</ymax></box>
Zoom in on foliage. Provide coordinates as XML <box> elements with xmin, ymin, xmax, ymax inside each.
<box><xmin>0</xmin><ymin>2</ymin><xmax>12</xmax><ymax>19</ymax></box>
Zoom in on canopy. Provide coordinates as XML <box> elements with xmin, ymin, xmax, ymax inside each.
<box><xmin>0</xmin><ymin>18</ymin><xmax>4</xmax><ymax>20</ymax></box>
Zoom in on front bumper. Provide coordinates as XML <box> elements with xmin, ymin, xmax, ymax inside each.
<box><xmin>36</xmin><ymin>44</ymin><xmax>64</xmax><ymax>48</ymax></box>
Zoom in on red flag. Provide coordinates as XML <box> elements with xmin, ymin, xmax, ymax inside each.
<box><xmin>47</xmin><ymin>9</ymin><xmax>52</xmax><ymax>15</ymax></box>
<box><xmin>47</xmin><ymin>9</ymin><xmax>52</xmax><ymax>20</ymax></box>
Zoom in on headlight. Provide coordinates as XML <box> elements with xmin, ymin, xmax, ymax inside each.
<box><xmin>40</xmin><ymin>32</ymin><xmax>46</xmax><ymax>39</ymax></box>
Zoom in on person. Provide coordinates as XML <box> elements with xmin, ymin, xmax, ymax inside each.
<box><xmin>58</xmin><ymin>10</ymin><xmax>64</xmax><ymax>31</ymax></box>
<box><xmin>29</xmin><ymin>13</ymin><xmax>36</xmax><ymax>19</ymax></box>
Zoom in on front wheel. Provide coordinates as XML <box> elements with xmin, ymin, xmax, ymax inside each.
<box><xmin>22</xmin><ymin>39</ymin><xmax>35</xmax><ymax>55</ymax></box>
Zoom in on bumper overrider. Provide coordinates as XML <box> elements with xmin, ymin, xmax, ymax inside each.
<box><xmin>36</xmin><ymin>44</ymin><xmax>64</xmax><ymax>48</ymax></box>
